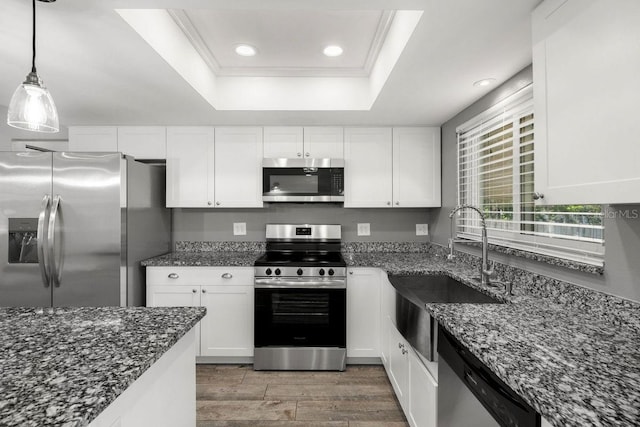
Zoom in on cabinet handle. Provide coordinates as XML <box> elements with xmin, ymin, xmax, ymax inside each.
<box><xmin>192</xmin><ymin>289</ymin><xmax>197</xmax><ymax>293</ymax></box>
<box><xmin>221</xmin><ymin>273</ymin><xmax>233</xmax><ymax>279</ymax></box>
<box><xmin>533</xmin><ymin>192</ymin><xmax>544</xmax><ymax>200</ymax></box>
<box><xmin>202</xmin><ymin>289</ymin><xmax>207</xmax><ymax>293</ymax></box>
<box><xmin>305</xmin><ymin>152</ymin><xmax>310</xmax><ymax>157</ymax></box>
<box><xmin>216</xmin><ymin>201</ymin><xmax>221</xmax><ymax>206</ymax></box>
<box><xmin>297</xmin><ymin>152</ymin><xmax>302</xmax><ymax>157</ymax></box>
<box><xmin>395</xmin><ymin>201</ymin><xmax>399</xmax><ymax>206</ymax></box>
<box><xmin>168</xmin><ymin>273</ymin><xmax>179</xmax><ymax>279</ymax></box>
<box><xmin>207</xmin><ymin>201</ymin><xmax>212</xmax><ymax>206</ymax></box>
<box><xmin>387</xmin><ymin>201</ymin><xmax>391</xmax><ymax>206</ymax></box>
<box><xmin>398</xmin><ymin>343</ymin><xmax>404</xmax><ymax>349</ymax></box>
<box><xmin>401</xmin><ymin>348</ymin><xmax>408</xmax><ymax>355</ymax></box>
<box><xmin>349</xmin><ymin>271</ymin><xmax>353</xmax><ymax>275</ymax></box>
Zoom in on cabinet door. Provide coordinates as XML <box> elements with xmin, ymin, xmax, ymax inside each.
<box><xmin>346</xmin><ymin>268</ymin><xmax>381</xmax><ymax>358</ymax></box>
<box><xmin>146</xmin><ymin>285</ymin><xmax>201</xmax><ymax>356</ymax></box>
<box><xmin>408</xmin><ymin>349</ymin><xmax>437</xmax><ymax>427</ymax></box>
<box><xmin>387</xmin><ymin>319</ymin><xmax>409</xmax><ymax>408</ymax></box>
<box><xmin>214</xmin><ymin>127</ymin><xmax>263</xmax><ymax>208</ymax></box>
<box><xmin>380</xmin><ymin>275</ymin><xmax>397</xmax><ymax>368</ymax></box>
<box><xmin>303</xmin><ymin>127</ymin><xmax>344</xmax><ymax>159</ymax></box>
<box><xmin>165</xmin><ymin>127</ymin><xmax>215</xmax><ymax>208</ymax></box>
<box><xmin>393</xmin><ymin>127</ymin><xmax>441</xmax><ymax>207</ymax></box>
<box><xmin>263</xmin><ymin>126</ymin><xmax>303</xmax><ymax>158</ymax></box>
<box><xmin>200</xmin><ymin>285</ymin><xmax>254</xmax><ymax>357</ymax></box>
<box><xmin>117</xmin><ymin>126</ymin><xmax>166</xmax><ymax>160</ymax></box>
<box><xmin>68</xmin><ymin>126</ymin><xmax>118</xmax><ymax>152</ymax></box>
<box><xmin>533</xmin><ymin>0</ymin><xmax>640</xmax><ymax>204</ymax></box>
<box><xmin>344</xmin><ymin>127</ymin><xmax>393</xmax><ymax>208</ymax></box>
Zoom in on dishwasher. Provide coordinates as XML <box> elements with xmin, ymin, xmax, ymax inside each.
<box><xmin>437</xmin><ymin>325</ymin><xmax>540</xmax><ymax>427</ymax></box>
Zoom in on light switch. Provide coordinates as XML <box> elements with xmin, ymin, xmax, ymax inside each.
<box><xmin>416</xmin><ymin>224</ymin><xmax>429</xmax><ymax>236</ymax></box>
<box><xmin>233</xmin><ymin>222</ymin><xmax>247</xmax><ymax>236</ymax></box>
<box><xmin>357</xmin><ymin>223</ymin><xmax>371</xmax><ymax>236</ymax></box>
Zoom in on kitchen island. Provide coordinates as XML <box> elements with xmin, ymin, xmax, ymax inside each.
<box><xmin>0</xmin><ymin>306</ymin><xmax>205</xmax><ymax>427</ymax></box>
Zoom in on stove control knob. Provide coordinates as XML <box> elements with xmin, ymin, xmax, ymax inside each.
<box><xmin>265</xmin><ymin>268</ymin><xmax>272</xmax><ymax>276</ymax></box>
<box><xmin>328</xmin><ymin>269</ymin><xmax>335</xmax><ymax>276</ymax></box>
<box><xmin>297</xmin><ymin>268</ymin><xmax>304</xmax><ymax>276</ymax></box>
<box><xmin>275</xmin><ymin>268</ymin><xmax>281</xmax><ymax>276</ymax></box>
<box><xmin>319</xmin><ymin>269</ymin><xmax>325</xmax><ymax>276</ymax></box>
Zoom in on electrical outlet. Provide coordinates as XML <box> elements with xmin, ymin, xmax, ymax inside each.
<box><xmin>357</xmin><ymin>223</ymin><xmax>371</xmax><ymax>236</ymax></box>
<box><xmin>416</xmin><ymin>224</ymin><xmax>429</xmax><ymax>236</ymax></box>
<box><xmin>233</xmin><ymin>222</ymin><xmax>247</xmax><ymax>236</ymax></box>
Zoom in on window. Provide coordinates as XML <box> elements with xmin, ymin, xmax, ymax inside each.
<box><xmin>456</xmin><ymin>85</ymin><xmax>604</xmax><ymax>265</ymax></box>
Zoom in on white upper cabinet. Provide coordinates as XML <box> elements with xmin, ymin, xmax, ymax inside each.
<box><xmin>117</xmin><ymin>126</ymin><xmax>166</xmax><ymax>160</ymax></box>
<box><xmin>68</xmin><ymin>126</ymin><xmax>118</xmax><ymax>152</ymax></box>
<box><xmin>263</xmin><ymin>127</ymin><xmax>304</xmax><ymax>158</ymax></box>
<box><xmin>533</xmin><ymin>0</ymin><xmax>640</xmax><ymax>204</ymax></box>
<box><xmin>69</xmin><ymin>126</ymin><xmax>166</xmax><ymax>159</ymax></box>
<box><xmin>264</xmin><ymin>126</ymin><xmax>344</xmax><ymax>159</ymax></box>
<box><xmin>393</xmin><ymin>127</ymin><xmax>441</xmax><ymax>208</ymax></box>
<box><xmin>214</xmin><ymin>127</ymin><xmax>264</xmax><ymax>208</ymax></box>
<box><xmin>344</xmin><ymin>127</ymin><xmax>394</xmax><ymax>208</ymax></box>
<box><xmin>303</xmin><ymin>127</ymin><xmax>344</xmax><ymax>159</ymax></box>
<box><xmin>166</xmin><ymin>127</ymin><xmax>215</xmax><ymax>208</ymax></box>
<box><xmin>344</xmin><ymin>127</ymin><xmax>441</xmax><ymax>208</ymax></box>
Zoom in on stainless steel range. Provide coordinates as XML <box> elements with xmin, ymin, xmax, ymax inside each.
<box><xmin>253</xmin><ymin>224</ymin><xmax>347</xmax><ymax>371</ymax></box>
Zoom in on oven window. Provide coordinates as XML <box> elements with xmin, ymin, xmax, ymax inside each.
<box><xmin>255</xmin><ymin>288</ymin><xmax>346</xmax><ymax>347</ymax></box>
<box><xmin>271</xmin><ymin>292</ymin><xmax>329</xmax><ymax>325</ymax></box>
<box><xmin>268</xmin><ymin>174</ymin><xmax>319</xmax><ymax>194</ymax></box>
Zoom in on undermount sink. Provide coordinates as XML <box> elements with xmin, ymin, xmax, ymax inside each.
<box><xmin>387</xmin><ymin>274</ymin><xmax>504</xmax><ymax>362</ymax></box>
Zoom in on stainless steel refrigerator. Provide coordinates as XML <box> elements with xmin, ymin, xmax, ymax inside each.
<box><xmin>0</xmin><ymin>151</ymin><xmax>171</xmax><ymax>307</ymax></box>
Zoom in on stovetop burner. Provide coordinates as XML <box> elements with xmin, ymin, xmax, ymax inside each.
<box><xmin>254</xmin><ymin>224</ymin><xmax>346</xmax><ymax>279</ymax></box>
<box><xmin>254</xmin><ymin>251</ymin><xmax>346</xmax><ymax>267</ymax></box>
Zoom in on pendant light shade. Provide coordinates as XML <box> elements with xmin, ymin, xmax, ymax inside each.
<box><xmin>7</xmin><ymin>0</ymin><xmax>59</xmax><ymax>133</ymax></box>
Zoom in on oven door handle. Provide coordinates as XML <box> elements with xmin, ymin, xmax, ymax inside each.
<box><xmin>254</xmin><ymin>278</ymin><xmax>346</xmax><ymax>289</ymax></box>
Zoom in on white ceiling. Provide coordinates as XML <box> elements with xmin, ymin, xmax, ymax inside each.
<box><xmin>0</xmin><ymin>0</ymin><xmax>541</xmax><ymax>133</ymax></box>
<box><xmin>173</xmin><ymin>9</ymin><xmax>394</xmax><ymax>76</ymax></box>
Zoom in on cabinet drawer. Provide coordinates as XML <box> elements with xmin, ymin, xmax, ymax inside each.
<box><xmin>147</xmin><ymin>266</ymin><xmax>253</xmax><ymax>286</ymax></box>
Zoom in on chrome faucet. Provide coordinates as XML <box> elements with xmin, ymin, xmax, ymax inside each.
<box><xmin>448</xmin><ymin>205</ymin><xmax>494</xmax><ymax>286</ymax></box>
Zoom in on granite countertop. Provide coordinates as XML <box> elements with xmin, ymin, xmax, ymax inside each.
<box><xmin>140</xmin><ymin>251</ymin><xmax>263</xmax><ymax>267</ymax></box>
<box><xmin>0</xmin><ymin>306</ymin><xmax>206</xmax><ymax>427</ymax></box>
<box><xmin>347</xmin><ymin>251</ymin><xmax>640</xmax><ymax>427</ymax></box>
<box><xmin>141</xmin><ymin>248</ymin><xmax>640</xmax><ymax>425</ymax></box>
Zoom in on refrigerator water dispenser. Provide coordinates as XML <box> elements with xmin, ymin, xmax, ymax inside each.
<box><xmin>8</xmin><ymin>218</ymin><xmax>39</xmax><ymax>264</ymax></box>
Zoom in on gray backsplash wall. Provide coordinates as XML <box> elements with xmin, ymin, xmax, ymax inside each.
<box><xmin>173</xmin><ymin>204</ymin><xmax>433</xmax><ymax>243</ymax></box>
<box><xmin>431</xmin><ymin>64</ymin><xmax>640</xmax><ymax>303</ymax></box>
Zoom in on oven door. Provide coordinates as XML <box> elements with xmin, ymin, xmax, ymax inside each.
<box><xmin>254</xmin><ymin>287</ymin><xmax>346</xmax><ymax>348</ymax></box>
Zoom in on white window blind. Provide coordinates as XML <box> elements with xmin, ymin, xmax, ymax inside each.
<box><xmin>456</xmin><ymin>85</ymin><xmax>604</xmax><ymax>265</ymax></box>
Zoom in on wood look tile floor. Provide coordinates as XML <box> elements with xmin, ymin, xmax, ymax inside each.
<box><xmin>196</xmin><ymin>364</ymin><xmax>409</xmax><ymax>427</ymax></box>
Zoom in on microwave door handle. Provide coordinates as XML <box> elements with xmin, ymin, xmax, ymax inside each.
<box><xmin>37</xmin><ymin>195</ymin><xmax>51</xmax><ymax>287</ymax></box>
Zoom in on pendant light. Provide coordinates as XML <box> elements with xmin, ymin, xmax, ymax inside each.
<box><xmin>7</xmin><ymin>0</ymin><xmax>59</xmax><ymax>133</ymax></box>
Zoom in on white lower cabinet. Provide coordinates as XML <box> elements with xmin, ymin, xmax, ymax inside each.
<box><xmin>408</xmin><ymin>348</ymin><xmax>438</xmax><ymax>427</ymax></box>
<box><xmin>380</xmin><ymin>273</ymin><xmax>397</xmax><ymax>368</ymax></box>
<box><xmin>385</xmin><ymin>311</ymin><xmax>438</xmax><ymax>427</ymax></box>
<box><xmin>146</xmin><ymin>267</ymin><xmax>254</xmax><ymax>358</ymax></box>
<box><xmin>387</xmin><ymin>320</ymin><xmax>410</xmax><ymax>405</ymax></box>
<box><xmin>346</xmin><ymin>268</ymin><xmax>381</xmax><ymax>358</ymax></box>
<box><xmin>200</xmin><ymin>285</ymin><xmax>254</xmax><ymax>357</ymax></box>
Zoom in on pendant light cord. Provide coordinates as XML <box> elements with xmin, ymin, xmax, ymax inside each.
<box><xmin>31</xmin><ymin>0</ymin><xmax>37</xmax><ymax>73</ymax></box>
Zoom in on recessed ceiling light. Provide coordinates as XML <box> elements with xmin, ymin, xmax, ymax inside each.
<box><xmin>235</xmin><ymin>44</ymin><xmax>257</xmax><ymax>57</ymax></box>
<box><xmin>323</xmin><ymin>45</ymin><xmax>344</xmax><ymax>57</ymax></box>
<box><xmin>473</xmin><ymin>78</ymin><xmax>496</xmax><ymax>87</ymax></box>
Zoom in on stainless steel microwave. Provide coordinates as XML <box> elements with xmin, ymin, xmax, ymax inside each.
<box><xmin>262</xmin><ymin>158</ymin><xmax>344</xmax><ymax>202</ymax></box>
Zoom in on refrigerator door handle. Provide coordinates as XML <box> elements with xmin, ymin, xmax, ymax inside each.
<box><xmin>48</xmin><ymin>195</ymin><xmax>63</xmax><ymax>287</ymax></box>
<box><xmin>37</xmin><ymin>195</ymin><xmax>51</xmax><ymax>288</ymax></box>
